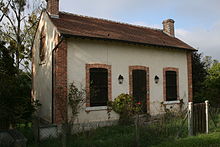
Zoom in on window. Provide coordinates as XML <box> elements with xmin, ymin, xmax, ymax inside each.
<box><xmin>39</xmin><ymin>26</ymin><xmax>46</xmax><ymax>62</ymax></box>
<box><xmin>166</xmin><ymin>71</ymin><xmax>177</xmax><ymax>101</ymax></box>
<box><xmin>132</xmin><ymin>70</ymin><xmax>147</xmax><ymax>112</ymax></box>
<box><xmin>163</xmin><ymin>67</ymin><xmax>180</xmax><ymax>101</ymax></box>
<box><xmin>86</xmin><ymin>64</ymin><xmax>111</xmax><ymax>107</ymax></box>
<box><xmin>90</xmin><ymin>68</ymin><xmax>108</xmax><ymax>106</ymax></box>
<box><xmin>129</xmin><ymin>66</ymin><xmax>150</xmax><ymax>113</ymax></box>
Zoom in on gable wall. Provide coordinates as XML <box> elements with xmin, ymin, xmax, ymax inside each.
<box><xmin>67</xmin><ymin>38</ymin><xmax>189</xmax><ymax>124</ymax></box>
<box><xmin>32</xmin><ymin>12</ymin><xmax>59</xmax><ymax>123</ymax></box>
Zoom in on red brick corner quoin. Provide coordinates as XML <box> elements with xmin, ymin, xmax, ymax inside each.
<box><xmin>129</xmin><ymin>66</ymin><xmax>150</xmax><ymax>113</ymax></box>
<box><xmin>86</xmin><ymin>64</ymin><xmax>112</xmax><ymax>107</ymax></box>
<box><xmin>187</xmin><ymin>52</ymin><xmax>193</xmax><ymax>102</ymax></box>
<box><xmin>163</xmin><ymin>67</ymin><xmax>179</xmax><ymax>101</ymax></box>
<box><xmin>54</xmin><ymin>39</ymin><xmax>67</xmax><ymax>124</ymax></box>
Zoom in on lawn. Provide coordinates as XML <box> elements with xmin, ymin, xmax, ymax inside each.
<box><xmin>153</xmin><ymin>132</ymin><xmax>220</xmax><ymax>147</ymax></box>
<box><xmin>22</xmin><ymin>125</ymin><xmax>220</xmax><ymax>147</ymax></box>
<box><xmin>19</xmin><ymin>119</ymin><xmax>186</xmax><ymax>147</ymax></box>
<box><xmin>18</xmin><ymin>111</ymin><xmax>220</xmax><ymax>147</ymax></box>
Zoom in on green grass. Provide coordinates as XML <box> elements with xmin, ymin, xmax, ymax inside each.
<box><xmin>20</xmin><ymin>121</ymin><xmax>188</xmax><ymax>147</ymax></box>
<box><xmin>17</xmin><ymin>112</ymin><xmax>220</xmax><ymax>147</ymax></box>
<box><xmin>152</xmin><ymin>132</ymin><xmax>220</xmax><ymax>147</ymax></box>
<box><xmin>25</xmin><ymin>126</ymin><xmax>220</xmax><ymax>147</ymax></box>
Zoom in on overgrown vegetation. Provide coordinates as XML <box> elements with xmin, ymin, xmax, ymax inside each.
<box><xmin>108</xmin><ymin>93</ymin><xmax>141</xmax><ymax>125</ymax></box>
<box><xmin>68</xmin><ymin>82</ymin><xmax>86</xmax><ymax>123</ymax></box>
<box><xmin>204</xmin><ymin>63</ymin><xmax>220</xmax><ymax>107</ymax></box>
<box><xmin>17</xmin><ymin>108</ymin><xmax>220</xmax><ymax>147</ymax></box>
<box><xmin>152</xmin><ymin>132</ymin><xmax>220</xmax><ymax>147</ymax></box>
<box><xmin>192</xmin><ymin>52</ymin><xmax>208</xmax><ymax>103</ymax></box>
<box><xmin>0</xmin><ymin>0</ymin><xmax>44</xmax><ymax>71</ymax></box>
<box><xmin>0</xmin><ymin>41</ymin><xmax>41</xmax><ymax>129</ymax></box>
<box><xmin>192</xmin><ymin>52</ymin><xmax>220</xmax><ymax>105</ymax></box>
<box><xmin>17</xmin><ymin>110</ymin><xmax>195</xmax><ymax>146</ymax></box>
<box><xmin>0</xmin><ymin>0</ymin><xmax>44</xmax><ymax>130</ymax></box>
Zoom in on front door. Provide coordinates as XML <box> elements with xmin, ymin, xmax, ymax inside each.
<box><xmin>132</xmin><ymin>70</ymin><xmax>147</xmax><ymax>112</ymax></box>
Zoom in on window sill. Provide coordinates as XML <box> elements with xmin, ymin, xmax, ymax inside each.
<box><xmin>163</xmin><ymin>100</ymin><xmax>180</xmax><ymax>105</ymax></box>
<box><xmin>85</xmin><ymin>106</ymin><xmax>108</xmax><ymax>112</ymax></box>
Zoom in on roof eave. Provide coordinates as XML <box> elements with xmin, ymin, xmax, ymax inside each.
<box><xmin>61</xmin><ymin>32</ymin><xmax>196</xmax><ymax>51</ymax></box>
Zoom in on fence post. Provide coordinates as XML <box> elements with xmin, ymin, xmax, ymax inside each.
<box><xmin>205</xmin><ymin>100</ymin><xmax>209</xmax><ymax>134</ymax></box>
<box><xmin>33</xmin><ymin>116</ymin><xmax>39</xmax><ymax>143</ymax></box>
<box><xmin>188</xmin><ymin>102</ymin><xmax>193</xmax><ymax>136</ymax></box>
<box><xmin>135</xmin><ymin>114</ymin><xmax>140</xmax><ymax>147</ymax></box>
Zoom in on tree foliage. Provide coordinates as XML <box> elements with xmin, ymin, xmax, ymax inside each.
<box><xmin>0</xmin><ymin>0</ymin><xmax>44</xmax><ymax>129</ymax></box>
<box><xmin>68</xmin><ymin>82</ymin><xmax>85</xmax><ymax>123</ymax></box>
<box><xmin>0</xmin><ymin>41</ymin><xmax>41</xmax><ymax>130</ymax></box>
<box><xmin>204</xmin><ymin>63</ymin><xmax>220</xmax><ymax>106</ymax></box>
<box><xmin>192</xmin><ymin>52</ymin><xmax>208</xmax><ymax>103</ymax></box>
<box><xmin>192</xmin><ymin>51</ymin><xmax>220</xmax><ymax>106</ymax></box>
<box><xmin>0</xmin><ymin>0</ymin><xmax>44</xmax><ymax>72</ymax></box>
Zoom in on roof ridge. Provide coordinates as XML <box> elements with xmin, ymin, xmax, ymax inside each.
<box><xmin>59</xmin><ymin>11</ymin><xmax>162</xmax><ymax>32</ymax></box>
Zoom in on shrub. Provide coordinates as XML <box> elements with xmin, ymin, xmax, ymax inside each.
<box><xmin>68</xmin><ymin>82</ymin><xmax>85</xmax><ymax>123</ymax></box>
<box><xmin>109</xmin><ymin>93</ymin><xmax>141</xmax><ymax>125</ymax></box>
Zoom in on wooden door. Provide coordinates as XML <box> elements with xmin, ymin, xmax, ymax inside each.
<box><xmin>132</xmin><ymin>70</ymin><xmax>147</xmax><ymax>112</ymax></box>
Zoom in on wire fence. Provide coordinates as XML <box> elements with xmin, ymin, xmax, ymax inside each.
<box><xmin>9</xmin><ymin>102</ymin><xmax>220</xmax><ymax>147</ymax></box>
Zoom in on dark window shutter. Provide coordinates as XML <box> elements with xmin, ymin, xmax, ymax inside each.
<box><xmin>166</xmin><ymin>71</ymin><xmax>177</xmax><ymax>101</ymax></box>
<box><xmin>39</xmin><ymin>27</ymin><xmax>46</xmax><ymax>62</ymax></box>
<box><xmin>90</xmin><ymin>68</ymin><xmax>108</xmax><ymax>106</ymax></box>
<box><xmin>132</xmin><ymin>70</ymin><xmax>147</xmax><ymax>112</ymax></box>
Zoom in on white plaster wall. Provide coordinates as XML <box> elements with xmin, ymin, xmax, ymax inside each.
<box><xmin>32</xmin><ymin>12</ymin><xmax>59</xmax><ymax>122</ymax></box>
<box><xmin>67</xmin><ymin>38</ymin><xmax>189</xmax><ymax>123</ymax></box>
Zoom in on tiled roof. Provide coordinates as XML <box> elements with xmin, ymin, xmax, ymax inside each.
<box><xmin>50</xmin><ymin>12</ymin><xmax>195</xmax><ymax>51</ymax></box>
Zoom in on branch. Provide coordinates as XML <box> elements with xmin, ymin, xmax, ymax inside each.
<box><xmin>20</xmin><ymin>62</ymin><xmax>31</xmax><ymax>75</ymax></box>
<box><xmin>9</xmin><ymin>1</ymin><xmax>19</xmax><ymax>20</ymax></box>
<box><xmin>0</xmin><ymin>29</ymin><xmax>17</xmax><ymax>42</ymax></box>
<box><xmin>21</xmin><ymin>20</ymin><xmax>38</xmax><ymax>43</ymax></box>
<box><xmin>0</xmin><ymin>0</ymin><xmax>11</xmax><ymax>22</ymax></box>
<box><xmin>3</xmin><ymin>12</ymin><xmax>17</xmax><ymax>35</ymax></box>
<box><xmin>0</xmin><ymin>13</ymin><xmax>4</xmax><ymax>22</ymax></box>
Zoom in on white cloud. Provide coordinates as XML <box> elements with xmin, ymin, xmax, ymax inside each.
<box><xmin>176</xmin><ymin>22</ymin><xmax>220</xmax><ymax>60</ymax></box>
<box><xmin>131</xmin><ymin>21</ymin><xmax>162</xmax><ymax>29</ymax></box>
<box><xmin>131</xmin><ymin>21</ymin><xmax>220</xmax><ymax>60</ymax></box>
<box><xmin>59</xmin><ymin>0</ymin><xmax>172</xmax><ymax>19</ymax></box>
<box><xmin>59</xmin><ymin>0</ymin><xmax>220</xmax><ymax>60</ymax></box>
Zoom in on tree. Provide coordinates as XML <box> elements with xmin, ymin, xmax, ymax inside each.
<box><xmin>0</xmin><ymin>41</ymin><xmax>41</xmax><ymax>129</ymax></box>
<box><xmin>204</xmin><ymin>63</ymin><xmax>220</xmax><ymax>107</ymax></box>
<box><xmin>0</xmin><ymin>41</ymin><xmax>17</xmax><ymax>129</ymax></box>
<box><xmin>0</xmin><ymin>0</ymin><xmax>44</xmax><ymax>72</ymax></box>
<box><xmin>0</xmin><ymin>0</ymin><xmax>44</xmax><ymax>129</ymax></box>
<box><xmin>192</xmin><ymin>52</ymin><xmax>208</xmax><ymax>103</ymax></box>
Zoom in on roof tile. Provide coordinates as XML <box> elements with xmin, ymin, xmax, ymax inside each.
<box><xmin>50</xmin><ymin>12</ymin><xmax>195</xmax><ymax>50</ymax></box>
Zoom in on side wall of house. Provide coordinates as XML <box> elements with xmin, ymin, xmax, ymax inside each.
<box><xmin>67</xmin><ymin>38</ymin><xmax>189</xmax><ymax>124</ymax></box>
<box><xmin>32</xmin><ymin>12</ymin><xmax>59</xmax><ymax>123</ymax></box>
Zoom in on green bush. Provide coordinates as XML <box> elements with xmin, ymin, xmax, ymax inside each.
<box><xmin>204</xmin><ymin>63</ymin><xmax>220</xmax><ymax>106</ymax></box>
<box><xmin>109</xmin><ymin>93</ymin><xmax>141</xmax><ymax>125</ymax></box>
<box><xmin>68</xmin><ymin>82</ymin><xmax>85</xmax><ymax>122</ymax></box>
<box><xmin>0</xmin><ymin>42</ymin><xmax>40</xmax><ymax>129</ymax></box>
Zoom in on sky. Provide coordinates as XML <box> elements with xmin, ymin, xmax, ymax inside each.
<box><xmin>60</xmin><ymin>0</ymin><xmax>220</xmax><ymax>60</ymax></box>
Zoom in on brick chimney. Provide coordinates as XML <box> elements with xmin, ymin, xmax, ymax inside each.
<box><xmin>45</xmin><ymin>0</ymin><xmax>59</xmax><ymax>17</ymax></box>
<box><xmin>162</xmin><ymin>19</ymin><xmax>175</xmax><ymax>37</ymax></box>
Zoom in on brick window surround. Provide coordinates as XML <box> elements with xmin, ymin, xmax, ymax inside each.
<box><xmin>163</xmin><ymin>67</ymin><xmax>179</xmax><ymax>101</ymax></box>
<box><xmin>86</xmin><ymin>64</ymin><xmax>112</xmax><ymax>107</ymax></box>
<box><xmin>129</xmin><ymin>66</ymin><xmax>150</xmax><ymax>113</ymax></box>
